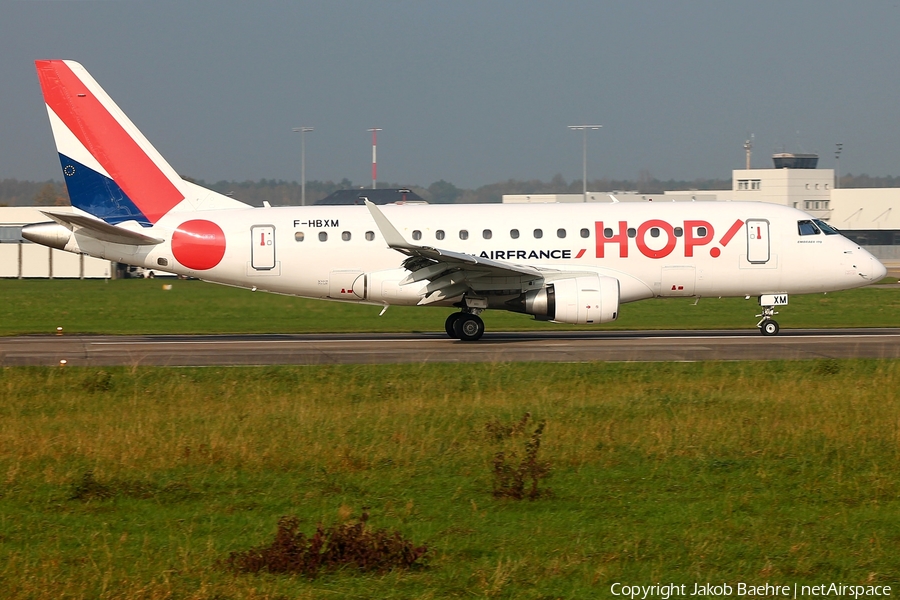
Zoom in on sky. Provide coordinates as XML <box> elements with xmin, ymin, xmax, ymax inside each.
<box><xmin>3</xmin><ymin>1</ymin><xmax>900</xmax><ymax>189</ymax></box>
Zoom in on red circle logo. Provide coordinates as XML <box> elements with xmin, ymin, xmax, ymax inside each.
<box><xmin>171</xmin><ymin>220</ymin><xmax>226</xmax><ymax>270</ymax></box>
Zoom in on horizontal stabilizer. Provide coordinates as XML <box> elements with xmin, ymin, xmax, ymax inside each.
<box><xmin>42</xmin><ymin>211</ymin><xmax>163</xmax><ymax>246</ymax></box>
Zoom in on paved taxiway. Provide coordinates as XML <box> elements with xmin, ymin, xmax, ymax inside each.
<box><xmin>2</xmin><ymin>329</ymin><xmax>900</xmax><ymax>366</ymax></box>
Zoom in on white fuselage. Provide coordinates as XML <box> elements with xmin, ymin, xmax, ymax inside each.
<box><xmin>67</xmin><ymin>201</ymin><xmax>883</xmax><ymax>308</ymax></box>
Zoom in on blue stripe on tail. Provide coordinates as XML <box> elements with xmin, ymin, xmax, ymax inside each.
<box><xmin>59</xmin><ymin>154</ymin><xmax>150</xmax><ymax>227</ymax></box>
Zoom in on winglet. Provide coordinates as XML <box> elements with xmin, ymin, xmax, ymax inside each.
<box><xmin>364</xmin><ymin>200</ymin><xmax>416</xmax><ymax>250</ymax></box>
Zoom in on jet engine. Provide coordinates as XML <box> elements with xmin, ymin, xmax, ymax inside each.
<box><xmin>508</xmin><ymin>274</ymin><xmax>619</xmax><ymax>324</ymax></box>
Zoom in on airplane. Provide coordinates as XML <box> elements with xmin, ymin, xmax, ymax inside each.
<box><xmin>23</xmin><ymin>60</ymin><xmax>887</xmax><ymax>341</ymax></box>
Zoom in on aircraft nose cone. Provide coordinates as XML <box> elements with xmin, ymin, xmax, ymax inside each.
<box><xmin>870</xmin><ymin>256</ymin><xmax>888</xmax><ymax>281</ymax></box>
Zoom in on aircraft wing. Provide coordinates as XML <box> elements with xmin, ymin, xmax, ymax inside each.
<box><xmin>366</xmin><ymin>201</ymin><xmax>546</xmax><ymax>304</ymax></box>
<box><xmin>42</xmin><ymin>211</ymin><xmax>164</xmax><ymax>246</ymax></box>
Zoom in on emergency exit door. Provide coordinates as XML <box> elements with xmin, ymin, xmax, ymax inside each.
<box><xmin>251</xmin><ymin>225</ymin><xmax>276</xmax><ymax>270</ymax></box>
<box><xmin>746</xmin><ymin>219</ymin><xmax>770</xmax><ymax>264</ymax></box>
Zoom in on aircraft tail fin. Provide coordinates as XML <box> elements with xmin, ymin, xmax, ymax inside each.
<box><xmin>34</xmin><ymin>60</ymin><xmax>247</xmax><ymax>227</ymax></box>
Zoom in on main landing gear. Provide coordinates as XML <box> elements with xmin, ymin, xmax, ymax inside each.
<box><xmin>756</xmin><ymin>305</ymin><xmax>780</xmax><ymax>336</ymax></box>
<box><xmin>445</xmin><ymin>311</ymin><xmax>485</xmax><ymax>342</ymax></box>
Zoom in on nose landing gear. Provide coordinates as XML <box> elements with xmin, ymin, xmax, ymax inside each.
<box><xmin>756</xmin><ymin>306</ymin><xmax>780</xmax><ymax>336</ymax></box>
<box><xmin>755</xmin><ymin>293</ymin><xmax>788</xmax><ymax>336</ymax></box>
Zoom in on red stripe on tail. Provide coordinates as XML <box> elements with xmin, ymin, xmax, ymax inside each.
<box><xmin>35</xmin><ymin>60</ymin><xmax>183</xmax><ymax>224</ymax></box>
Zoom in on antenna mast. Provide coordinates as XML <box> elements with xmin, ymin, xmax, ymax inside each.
<box><xmin>743</xmin><ymin>134</ymin><xmax>754</xmax><ymax>170</ymax></box>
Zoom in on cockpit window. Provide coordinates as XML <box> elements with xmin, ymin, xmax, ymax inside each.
<box><xmin>797</xmin><ymin>220</ymin><xmax>820</xmax><ymax>236</ymax></box>
<box><xmin>813</xmin><ymin>219</ymin><xmax>840</xmax><ymax>235</ymax></box>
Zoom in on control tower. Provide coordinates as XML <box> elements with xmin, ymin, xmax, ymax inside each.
<box><xmin>772</xmin><ymin>153</ymin><xmax>819</xmax><ymax>169</ymax></box>
<box><xmin>732</xmin><ymin>152</ymin><xmax>833</xmax><ymax>219</ymax></box>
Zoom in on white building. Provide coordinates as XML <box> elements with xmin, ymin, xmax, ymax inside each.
<box><xmin>503</xmin><ymin>152</ymin><xmax>900</xmax><ymax>262</ymax></box>
<box><xmin>0</xmin><ymin>207</ymin><xmax>111</xmax><ymax>278</ymax></box>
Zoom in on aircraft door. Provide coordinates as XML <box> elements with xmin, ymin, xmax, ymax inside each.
<box><xmin>251</xmin><ymin>225</ymin><xmax>276</xmax><ymax>270</ymax></box>
<box><xmin>746</xmin><ymin>219</ymin><xmax>770</xmax><ymax>264</ymax></box>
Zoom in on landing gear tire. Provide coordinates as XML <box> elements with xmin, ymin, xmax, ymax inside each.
<box><xmin>756</xmin><ymin>304</ymin><xmax>780</xmax><ymax>337</ymax></box>
<box><xmin>453</xmin><ymin>313</ymin><xmax>485</xmax><ymax>342</ymax></box>
<box><xmin>760</xmin><ymin>320</ymin><xmax>779</xmax><ymax>336</ymax></box>
<box><xmin>445</xmin><ymin>313</ymin><xmax>462</xmax><ymax>339</ymax></box>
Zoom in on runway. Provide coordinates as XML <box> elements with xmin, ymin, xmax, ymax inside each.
<box><xmin>2</xmin><ymin>329</ymin><xmax>900</xmax><ymax>366</ymax></box>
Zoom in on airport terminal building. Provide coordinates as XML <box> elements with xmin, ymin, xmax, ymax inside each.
<box><xmin>504</xmin><ymin>153</ymin><xmax>900</xmax><ymax>264</ymax></box>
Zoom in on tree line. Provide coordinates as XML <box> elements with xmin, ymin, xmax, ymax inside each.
<box><xmin>1</xmin><ymin>173</ymin><xmax>897</xmax><ymax>208</ymax></box>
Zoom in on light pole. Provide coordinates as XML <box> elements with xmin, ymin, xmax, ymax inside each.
<box><xmin>292</xmin><ymin>127</ymin><xmax>314</xmax><ymax>205</ymax></box>
<box><xmin>568</xmin><ymin>125</ymin><xmax>602</xmax><ymax>202</ymax></box>
<box><xmin>368</xmin><ymin>128</ymin><xmax>382</xmax><ymax>189</ymax></box>
<box><xmin>834</xmin><ymin>143</ymin><xmax>843</xmax><ymax>189</ymax></box>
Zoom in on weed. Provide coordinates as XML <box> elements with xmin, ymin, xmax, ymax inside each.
<box><xmin>492</xmin><ymin>420</ymin><xmax>551</xmax><ymax>500</ymax></box>
<box><xmin>225</xmin><ymin>510</ymin><xmax>428</xmax><ymax>577</ymax></box>
<box><xmin>69</xmin><ymin>471</ymin><xmax>195</xmax><ymax>502</ymax></box>
<box><xmin>69</xmin><ymin>471</ymin><xmax>114</xmax><ymax>500</ymax></box>
<box><xmin>81</xmin><ymin>369</ymin><xmax>113</xmax><ymax>392</ymax></box>
<box><xmin>814</xmin><ymin>359</ymin><xmax>842</xmax><ymax>375</ymax></box>
<box><xmin>484</xmin><ymin>412</ymin><xmax>531</xmax><ymax>442</ymax></box>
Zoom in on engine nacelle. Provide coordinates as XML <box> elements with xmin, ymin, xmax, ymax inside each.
<box><xmin>510</xmin><ymin>274</ymin><xmax>620</xmax><ymax>324</ymax></box>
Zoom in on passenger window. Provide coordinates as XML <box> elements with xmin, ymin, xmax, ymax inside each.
<box><xmin>483</xmin><ymin>229</ymin><xmax>492</xmax><ymax>240</ymax></box>
<box><xmin>533</xmin><ymin>228</ymin><xmax>543</xmax><ymax>239</ymax></box>
<box><xmin>318</xmin><ymin>232</ymin><xmax>328</xmax><ymax>242</ymax></box>
<box><xmin>557</xmin><ymin>228</ymin><xmax>566</xmax><ymax>238</ymax></box>
<box><xmin>798</xmin><ymin>220</ymin><xmax>820</xmax><ymax>236</ymax></box>
<box><xmin>365</xmin><ymin>231</ymin><xmax>375</xmax><ymax>241</ymax></box>
<box><xmin>459</xmin><ymin>230</ymin><xmax>469</xmax><ymax>240</ymax></box>
<box><xmin>697</xmin><ymin>226</ymin><xmax>708</xmax><ymax>237</ymax></box>
<box><xmin>436</xmin><ymin>230</ymin><xmax>445</xmax><ymax>240</ymax></box>
<box><xmin>650</xmin><ymin>227</ymin><xmax>660</xmax><ymax>238</ymax></box>
<box><xmin>627</xmin><ymin>228</ymin><xmax>636</xmax><ymax>238</ymax></box>
<box><xmin>342</xmin><ymin>231</ymin><xmax>351</xmax><ymax>241</ymax></box>
<box><xmin>510</xmin><ymin>229</ymin><xmax>520</xmax><ymax>239</ymax></box>
<box><xmin>674</xmin><ymin>227</ymin><xmax>683</xmax><ymax>237</ymax></box>
<box><xmin>580</xmin><ymin>228</ymin><xmax>589</xmax><ymax>238</ymax></box>
<box><xmin>412</xmin><ymin>230</ymin><xmax>422</xmax><ymax>241</ymax></box>
<box><xmin>295</xmin><ymin>232</ymin><xmax>305</xmax><ymax>242</ymax></box>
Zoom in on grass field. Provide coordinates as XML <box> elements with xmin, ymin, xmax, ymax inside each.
<box><xmin>1</xmin><ymin>361</ymin><xmax>899</xmax><ymax>598</ymax></box>
<box><xmin>1</xmin><ymin>278</ymin><xmax>899</xmax><ymax>336</ymax></box>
